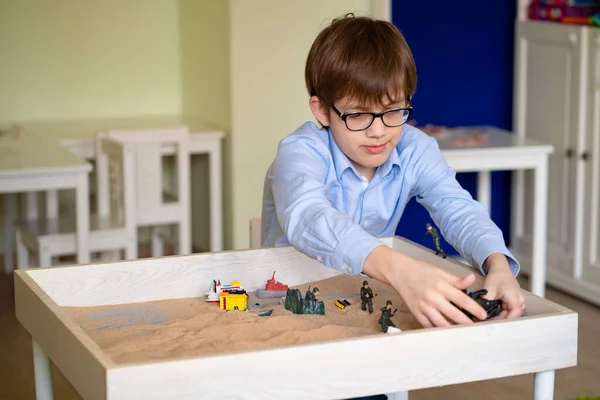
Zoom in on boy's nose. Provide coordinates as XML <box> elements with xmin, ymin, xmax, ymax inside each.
<box><xmin>365</xmin><ymin>117</ymin><xmax>386</xmax><ymax>138</ymax></box>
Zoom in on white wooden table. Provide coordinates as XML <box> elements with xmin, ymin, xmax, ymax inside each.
<box><xmin>14</xmin><ymin>115</ymin><xmax>225</xmax><ymax>253</ymax></box>
<box><xmin>14</xmin><ymin>236</ymin><xmax>577</xmax><ymax>400</ymax></box>
<box><xmin>436</xmin><ymin>126</ymin><xmax>554</xmax><ymax>298</ymax></box>
<box><xmin>1</xmin><ymin>131</ymin><xmax>92</xmax><ymax>274</ymax></box>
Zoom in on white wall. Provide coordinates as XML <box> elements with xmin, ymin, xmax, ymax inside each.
<box><xmin>0</xmin><ymin>0</ymin><xmax>386</xmax><ymax>259</ymax></box>
<box><xmin>0</xmin><ymin>0</ymin><xmax>181</xmax><ymax>123</ymax></box>
<box><xmin>227</xmin><ymin>0</ymin><xmax>375</xmax><ymax>249</ymax></box>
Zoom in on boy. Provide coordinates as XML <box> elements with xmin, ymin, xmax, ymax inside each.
<box><xmin>261</xmin><ymin>14</ymin><xmax>525</xmax><ymax>329</ymax></box>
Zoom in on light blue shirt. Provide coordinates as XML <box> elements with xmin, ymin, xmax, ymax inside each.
<box><xmin>261</xmin><ymin>121</ymin><xmax>519</xmax><ymax>277</ymax></box>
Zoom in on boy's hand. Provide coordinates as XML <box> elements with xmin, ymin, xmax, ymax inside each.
<box><xmin>363</xmin><ymin>247</ymin><xmax>488</xmax><ymax>328</ymax></box>
<box><xmin>482</xmin><ymin>253</ymin><xmax>525</xmax><ymax>319</ymax></box>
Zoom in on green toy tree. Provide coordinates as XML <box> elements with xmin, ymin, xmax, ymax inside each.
<box><xmin>284</xmin><ymin>288</ymin><xmax>325</xmax><ymax>315</ymax></box>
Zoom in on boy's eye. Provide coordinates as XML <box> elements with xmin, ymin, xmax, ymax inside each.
<box><xmin>348</xmin><ymin>113</ymin><xmax>371</xmax><ymax>120</ymax></box>
<box><xmin>347</xmin><ymin>113</ymin><xmax>370</xmax><ymax>121</ymax></box>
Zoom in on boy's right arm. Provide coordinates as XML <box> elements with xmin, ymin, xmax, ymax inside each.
<box><xmin>269</xmin><ymin>134</ymin><xmax>487</xmax><ymax>326</ymax></box>
<box><xmin>363</xmin><ymin>246</ymin><xmax>488</xmax><ymax>327</ymax></box>
<box><xmin>268</xmin><ymin>135</ymin><xmax>385</xmax><ymax>277</ymax></box>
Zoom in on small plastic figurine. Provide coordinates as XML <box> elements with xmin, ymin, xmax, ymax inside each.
<box><xmin>284</xmin><ymin>286</ymin><xmax>325</xmax><ymax>315</ymax></box>
<box><xmin>257</xmin><ymin>309</ymin><xmax>274</xmax><ymax>317</ymax></box>
<box><xmin>360</xmin><ymin>280</ymin><xmax>374</xmax><ymax>314</ymax></box>
<box><xmin>334</xmin><ymin>299</ymin><xmax>351</xmax><ymax>309</ymax></box>
<box><xmin>206</xmin><ymin>279</ymin><xmax>221</xmax><ymax>303</ymax></box>
<box><xmin>453</xmin><ymin>289</ymin><xmax>502</xmax><ymax>321</ymax></box>
<box><xmin>219</xmin><ymin>288</ymin><xmax>249</xmax><ymax>311</ymax></box>
<box><xmin>378</xmin><ymin>300</ymin><xmax>397</xmax><ymax>333</ymax></box>
<box><xmin>305</xmin><ymin>286</ymin><xmax>319</xmax><ymax>301</ymax></box>
<box><xmin>425</xmin><ymin>223</ymin><xmax>447</xmax><ymax>258</ymax></box>
<box><xmin>256</xmin><ymin>271</ymin><xmax>289</xmax><ymax>298</ymax></box>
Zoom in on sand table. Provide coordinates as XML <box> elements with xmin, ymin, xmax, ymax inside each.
<box><xmin>63</xmin><ymin>274</ymin><xmax>423</xmax><ymax>364</ymax></box>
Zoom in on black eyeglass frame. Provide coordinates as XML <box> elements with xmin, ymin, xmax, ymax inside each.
<box><xmin>331</xmin><ymin>104</ymin><xmax>413</xmax><ymax>131</ymax></box>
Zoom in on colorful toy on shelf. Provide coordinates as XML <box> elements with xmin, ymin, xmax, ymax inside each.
<box><xmin>378</xmin><ymin>300</ymin><xmax>397</xmax><ymax>333</ymax></box>
<box><xmin>592</xmin><ymin>11</ymin><xmax>600</xmax><ymax>25</ymax></box>
<box><xmin>284</xmin><ymin>286</ymin><xmax>325</xmax><ymax>315</ymax></box>
<box><xmin>529</xmin><ymin>0</ymin><xmax>600</xmax><ymax>22</ymax></box>
<box><xmin>425</xmin><ymin>223</ymin><xmax>447</xmax><ymax>259</ymax></box>
<box><xmin>360</xmin><ymin>280</ymin><xmax>374</xmax><ymax>314</ymax></box>
<box><xmin>334</xmin><ymin>299</ymin><xmax>351</xmax><ymax>309</ymax></box>
<box><xmin>453</xmin><ymin>289</ymin><xmax>502</xmax><ymax>321</ymax></box>
<box><xmin>255</xmin><ymin>271</ymin><xmax>289</xmax><ymax>298</ymax></box>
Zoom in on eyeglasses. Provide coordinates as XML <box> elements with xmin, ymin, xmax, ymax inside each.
<box><xmin>331</xmin><ymin>104</ymin><xmax>413</xmax><ymax>131</ymax></box>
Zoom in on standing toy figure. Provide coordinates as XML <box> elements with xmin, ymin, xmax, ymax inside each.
<box><xmin>378</xmin><ymin>300</ymin><xmax>397</xmax><ymax>333</ymax></box>
<box><xmin>360</xmin><ymin>280</ymin><xmax>374</xmax><ymax>314</ymax></box>
<box><xmin>305</xmin><ymin>286</ymin><xmax>319</xmax><ymax>301</ymax></box>
<box><xmin>426</xmin><ymin>223</ymin><xmax>447</xmax><ymax>258</ymax></box>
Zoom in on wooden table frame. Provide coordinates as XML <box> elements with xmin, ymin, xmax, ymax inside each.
<box><xmin>14</xmin><ymin>236</ymin><xmax>577</xmax><ymax>400</ymax></box>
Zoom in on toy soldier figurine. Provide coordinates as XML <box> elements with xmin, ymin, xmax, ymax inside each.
<box><xmin>425</xmin><ymin>223</ymin><xmax>447</xmax><ymax>258</ymax></box>
<box><xmin>360</xmin><ymin>280</ymin><xmax>374</xmax><ymax>314</ymax></box>
<box><xmin>378</xmin><ymin>300</ymin><xmax>397</xmax><ymax>333</ymax></box>
<box><xmin>305</xmin><ymin>286</ymin><xmax>319</xmax><ymax>301</ymax></box>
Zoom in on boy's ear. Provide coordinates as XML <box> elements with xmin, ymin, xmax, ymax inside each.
<box><xmin>309</xmin><ymin>96</ymin><xmax>330</xmax><ymax>127</ymax></box>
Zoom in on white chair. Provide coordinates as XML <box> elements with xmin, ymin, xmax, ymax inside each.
<box><xmin>249</xmin><ymin>217</ymin><xmax>262</xmax><ymax>249</ymax></box>
<box><xmin>15</xmin><ymin>136</ymin><xmax>138</xmax><ymax>268</ymax></box>
<box><xmin>101</xmin><ymin>127</ymin><xmax>191</xmax><ymax>256</ymax></box>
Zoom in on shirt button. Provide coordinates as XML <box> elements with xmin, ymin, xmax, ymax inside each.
<box><xmin>340</xmin><ymin>264</ymin><xmax>348</xmax><ymax>271</ymax></box>
<box><xmin>317</xmin><ymin>256</ymin><xmax>323</xmax><ymax>262</ymax></box>
<box><xmin>362</xmin><ymin>221</ymin><xmax>368</xmax><ymax>227</ymax></box>
<box><xmin>347</xmin><ymin>266</ymin><xmax>353</xmax><ymax>274</ymax></box>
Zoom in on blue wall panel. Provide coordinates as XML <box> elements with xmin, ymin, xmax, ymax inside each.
<box><xmin>392</xmin><ymin>1</ymin><xmax>517</xmax><ymax>254</ymax></box>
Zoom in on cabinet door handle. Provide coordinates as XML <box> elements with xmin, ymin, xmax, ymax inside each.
<box><xmin>581</xmin><ymin>152</ymin><xmax>590</xmax><ymax>161</ymax></box>
<box><xmin>566</xmin><ymin>148</ymin><xmax>574</xmax><ymax>158</ymax></box>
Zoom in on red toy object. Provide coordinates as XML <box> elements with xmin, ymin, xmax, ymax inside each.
<box><xmin>265</xmin><ymin>271</ymin><xmax>288</xmax><ymax>291</ymax></box>
<box><xmin>255</xmin><ymin>271</ymin><xmax>289</xmax><ymax>299</ymax></box>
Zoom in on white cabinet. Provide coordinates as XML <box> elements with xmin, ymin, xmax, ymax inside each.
<box><xmin>581</xmin><ymin>30</ymin><xmax>600</xmax><ymax>290</ymax></box>
<box><xmin>512</xmin><ymin>20</ymin><xmax>600</xmax><ymax>305</ymax></box>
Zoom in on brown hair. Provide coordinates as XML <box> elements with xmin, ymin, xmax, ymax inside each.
<box><xmin>305</xmin><ymin>13</ymin><xmax>416</xmax><ymax>110</ymax></box>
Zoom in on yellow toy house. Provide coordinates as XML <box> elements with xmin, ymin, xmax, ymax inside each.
<box><xmin>219</xmin><ymin>281</ymin><xmax>249</xmax><ymax>311</ymax></box>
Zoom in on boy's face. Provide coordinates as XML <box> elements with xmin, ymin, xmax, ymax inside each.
<box><xmin>309</xmin><ymin>95</ymin><xmax>406</xmax><ymax>180</ymax></box>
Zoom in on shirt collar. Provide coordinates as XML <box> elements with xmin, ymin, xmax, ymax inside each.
<box><xmin>328</xmin><ymin>129</ymin><xmax>401</xmax><ymax>182</ymax></box>
<box><xmin>377</xmin><ymin>144</ymin><xmax>401</xmax><ymax>178</ymax></box>
<box><xmin>328</xmin><ymin>130</ymin><xmax>356</xmax><ymax>182</ymax></box>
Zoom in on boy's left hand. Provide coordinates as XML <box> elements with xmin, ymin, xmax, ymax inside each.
<box><xmin>482</xmin><ymin>253</ymin><xmax>525</xmax><ymax>319</ymax></box>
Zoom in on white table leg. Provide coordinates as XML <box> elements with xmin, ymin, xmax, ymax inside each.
<box><xmin>477</xmin><ymin>170</ymin><xmax>491</xmax><ymax>215</ymax></box>
<box><xmin>385</xmin><ymin>391</ymin><xmax>409</xmax><ymax>400</ymax></box>
<box><xmin>76</xmin><ymin>172</ymin><xmax>90</xmax><ymax>265</ymax></box>
<box><xmin>531</xmin><ymin>157</ymin><xmax>549</xmax><ymax>297</ymax></box>
<box><xmin>46</xmin><ymin>190</ymin><xmax>58</xmax><ymax>219</ymax></box>
<box><xmin>533</xmin><ymin>370</ymin><xmax>555</xmax><ymax>400</ymax></box>
<box><xmin>3</xmin><ymin>193</ymin><xmax>15</xmax><ymax>274</ymax></box>
<box><xmin>33</xmin><ymin>340</ymin><xmax>54</xmax><ymax>400</ymax></box>
<box><xmin>209</xmin><ymin>142</ymin><xmax>223</xmax><ymax>252</ymax></box>
<box><xmin>24</xmin><ymin>192</ymin><xmax>38</xmax><ymax>219</ymax></box>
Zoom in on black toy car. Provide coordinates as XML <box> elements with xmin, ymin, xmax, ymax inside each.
<box><xmin>455</xmin><ymin>289</ymin><xmax>502</xmax><ymax>321</ymax></box>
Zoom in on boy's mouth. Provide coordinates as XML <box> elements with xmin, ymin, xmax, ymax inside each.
<box><xmin>363</xmin><ymin>143</ymin><xmax>387</xmax><ymax>154</ymax></box>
